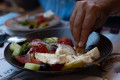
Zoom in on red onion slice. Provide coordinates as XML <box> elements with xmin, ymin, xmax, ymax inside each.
<box><xmin>28</xmin><ymin>40</ymin><xmax>49</xmax><ymax>47</ymax></box>
<box><xmin>49</xmin><ymin>42</ymin><xmax>58</xmax><ymax>46</ymax></box>
<box><xmin>49</xmin><ymin>42</ymin><xmax>58</xmax><ymax>52</ymax></box>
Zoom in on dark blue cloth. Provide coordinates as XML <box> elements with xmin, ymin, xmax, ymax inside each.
<box><xmin>38</xmin><ymin>0</ymin><xmax>76</xmax><ymax>20</ymax></box>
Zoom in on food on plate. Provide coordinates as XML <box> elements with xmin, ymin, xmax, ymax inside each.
<box><xmin>24</xmin><ymin>63</ymin><xmax>40</xmax><ymax>70</ymax></box>
<box><xmin>9</xmin><ymin>37</ymin><xmax>100</xmax><ymax>71</ymax></box>
<box><xmin>10</xmin><ymin>42</ymin><xmax>21</xmax><ymax>56</ymax></box>
<box><xmin>16</xmin><ymin>10</ymin><xmax>55</xmax><ymax>29</ymax></box>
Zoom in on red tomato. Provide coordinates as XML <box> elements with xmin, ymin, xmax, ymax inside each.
<box><xmin>58</xmin><ymin>37</ymin><xmax>73</xmax><ymax>47</ymax></box>
<box><xmin>32</xmin><ymin>39</ymin><xmax>41</xmax><ymax>42</ymax></box>
<box><xmin>37</xmin><ymin>14</ymin><xmax>44</xmax><ymax>19</ymax></box>
<box><xmin>37</xmin><ymin>15</ymin><xmax>46</xmax><ymax>25</ymax></box>
<box><xmin>31</xmin><ymin>59</ymin><xmax>42</xmax><ymax>64</ymax></box>
<box><xmin>15</xmin><ymin>54</ymin><xmax>31</xmax><ymax>64</ymax></box>
<box><xmin>31</xmin><ymin>43</ymin><xmax>50</xmax><ymax>53</ymax></box>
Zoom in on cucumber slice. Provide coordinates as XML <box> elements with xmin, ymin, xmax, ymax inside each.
<box><xmin>38</xmin><ymin>22</ymin><xmax>48</xmax><ymax>28</ymax></box>
<box><xmin>10</xmin><ymin>42</ymin><xmax>29</xmax><ymax>57</ymax></box>
<box><xmin>44</xmin><ymin>45</ymin><xmax>51</xmax><ymax>50</ymax></box>
<box><xmin>10</xmin><ymin>42</ymin><xmax>21</xmax><ymax>52</ymax></box>
<box><xmin>24</xmin><ymin>63</ymin><xmax>40</xmax><ymax>70</ymax></box>
<box><xmin>43</xmin><ymin>37</ymin><xmax>58</xmax><ymax>43</ymax></box>
<box><xmin>10</xmin><ymin>42</ymin><xmax>21</xmax><ymax>57</ymax></box>
<box><xmin>12</xmin><ymin>48</ymin><xmax>21</xmax><ymax>57</ymax></box>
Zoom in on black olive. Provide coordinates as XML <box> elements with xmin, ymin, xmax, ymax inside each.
<box><xmin>29</xmin><ymin>25</ymin><xmax>34</xmax><ymax>29</ymax></box>
<box><xmin>39</xmin><ymin>64</ymin><xmax>50</xmax><ymax>71</ymax></box>
<box><xmin>21</xmin><ymin>48</ymin><xmax>29</xmax><ymax>55</ymax></box>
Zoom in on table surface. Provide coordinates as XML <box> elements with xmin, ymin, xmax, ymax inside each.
<box><xmin>0</xmin><ymin>23</ymin><xmax>120</xmax><ymax>80</ymax></box>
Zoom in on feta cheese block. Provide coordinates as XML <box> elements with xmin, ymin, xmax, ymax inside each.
<box><xmin>55</xmin><ymin>44</ymin><xmax>76</xmax><ymax>55</ymax></box>
<box><xmin>35</xmin><ymin>53</ymin><xmax>60</xmax><ymax>64</ymax></box>
<box><xmin>86</xmin><ymin>47</ymin><xmax>100</xmax><ymax>60</ymax></box>
<box><xmin>35</xmin><ymin>46</ymin><xmax>100</xmax><ymax>70</ymax></box>
<box><xmin>43</xmin><ymin>10</ymin><xmax>54</xmax><ymax>20</ymax></box>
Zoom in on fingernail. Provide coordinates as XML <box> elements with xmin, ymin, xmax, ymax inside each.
<box><xmin>78</xmin><ymin>41</ymin><xmax>83</xmax><ymax>47</ymax></box>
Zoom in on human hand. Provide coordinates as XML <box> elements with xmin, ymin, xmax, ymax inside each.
<box><xmin>70</xmin><ymin>0</ymin><xmax>118</xmax><ymax>48</ymax></box>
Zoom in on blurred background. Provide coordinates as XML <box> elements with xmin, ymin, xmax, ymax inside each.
<box><xmin>0</xmin><ymin>0</ymin><xmax>120</xmax><ymax>26</ymax></box>
<box><xmin>0</xmin><ymin>0</ymin><xmax>77</xmax><ymax>20</ymax></box>
<box><xmin>0</xmin><ymin>0</ymin><xmax>41</xmax><ymax>15</ymax></box>
<box><xmin>0</xmin><ymin>0</ymin><xmax>79</xmax><ymax>32</ymax></box>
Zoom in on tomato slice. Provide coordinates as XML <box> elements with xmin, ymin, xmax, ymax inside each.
<box><xmin>58</xmin><ymin>37</ymin><xmax>73</xmax><ymax>47</ymax></box>
<box><xmin>15</xmin><ymin>54</ymin><xmax>31</xmax><ymax>64</ymax></box>
<box><xmin>37</xmin><ymin>14</ymin><xmax>44</xmax><ymax>19</ymax></box>
<box><xmin>37</xmin><ymin>15</ymin><xmax>46</xmax><ymax>25</ymax></box>
<box><xmin>31</xmin><ymin>43</ymin><xmax>50</xmax><ymax>53</ymax></box>
<box><xmin>31</xmin><ymin>59</ymin><xmax>42</xmax><ymax>64</ymax></box>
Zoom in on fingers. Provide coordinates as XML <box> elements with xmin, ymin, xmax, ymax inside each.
<box><xmin>73</xmin><ymin>1</ymin><xmax>86</xmax><ymax>47</ymax></box>
<box><xmin>70</xmin><ymin>2</ymin><xmax>78</xmax><ymax>37</ymax></box>
<box><xmin>70</xmin><ymin>1</ymin><xmax>87</xmax><ymax>47</ymax></box>
<box><xmin>78</xmin><ymin>4</ymin><xmax>100</xmax><ymax>47</ymax></box>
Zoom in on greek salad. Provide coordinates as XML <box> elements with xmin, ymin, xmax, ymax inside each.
<box><xmin>9</xmin><ymin>37</ymin><xmax>100</xmax><ymax>71</ymax></box>
<box><xmin>15</xmin><ymin>10</ymin><xmax>55</xmax><ymax>29</ymax></box>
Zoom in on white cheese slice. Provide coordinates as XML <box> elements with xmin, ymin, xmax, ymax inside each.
<box><xmin>86</xmin><ymin>47</ymin><xmax>100</xmax><ymax>60</ymax></box>
<box><xmin>43</xmin><ymin>10</ymin><xmax>54</xmax><ymax>19</ymax></box>
<box><xmin>77</xmin><ymin>55</ymin><xmax>93</xmax><ymax>64</ymax></box>
<box><xmin>55</xmin><ymin>44</ymin><xmax>76</xmax><ymax>55</ymax></box>
<box><xmin>35</xmin><ymin>53</ymin><xmax>59</xmax><ymax>64</ymax></box>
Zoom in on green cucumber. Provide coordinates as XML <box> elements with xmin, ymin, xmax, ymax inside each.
<box><xmin>43</xmin><ymin>37</ymin><xmax>58</xmax><ymax>43</ymax></box>
<box><xmin>38</xmin><ymin>22</ymin><xmax>48</xmax><ymax>28</ymax></box>
<box><xmin>44</xmin><ymin>45</ymin><xmax>51</xmax><ymax>50</ymax></box>
<box><xmin>10</xmin><ymin>42</ymin><xmax>21</xmax><ymax>52</ymax></box>
<box><xmin>12</xmin><ymin>48</ymin><xmax>21</xmax><ymax>57</ymax></box>
<box><xmin>9</xmin><ymin>42</ymin><xmax>21</xmax><ymax>57</ymax></box>
<box><xmin>10</xmin><ymin>42</ymin><xmax>29</xmax><ymax>57</ymax></box>
<box><xmin>24</xmin><ymin>63</ymin><xmax>40</xmax><ymax>70</ymax></box>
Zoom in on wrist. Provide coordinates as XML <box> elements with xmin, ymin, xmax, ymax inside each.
<box><xmin>87</xmin><ymin>0</ymin><xmax>120</xmax><ymax>16</ymax></box>
<box><xmin>110</xmin><ymin>0</ymin><xmax>120</xmax><ymax>16</ymax></box>
<box><xmin>106</xmin><ymin>0</ymin><xmax>120</xmax><ymax>16</ymax></box>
